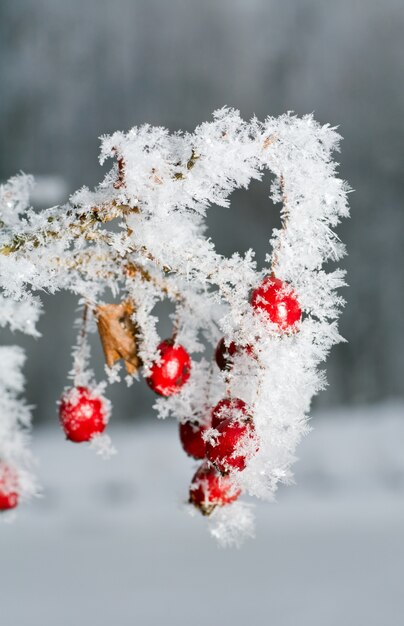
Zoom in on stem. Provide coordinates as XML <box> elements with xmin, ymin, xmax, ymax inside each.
<box><xmin>0</xmin><ymin>202</ymin><xmax>135</xmax><ymax>256</ymax></box>
<box><xmin>73</xmin><ymin>303</ymin><xmax>90</xmax><ymax>385</ymax></box>
<box><xmin>271</xmin><ymin>174</ymin><xmax>289</xmax><ymax>274</ymax></box>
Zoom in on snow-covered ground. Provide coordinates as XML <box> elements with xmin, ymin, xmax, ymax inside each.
<box><xmin>1</xmin><ymin>403</ymin><xmax>403</xmax><ymax>626</ymax></box>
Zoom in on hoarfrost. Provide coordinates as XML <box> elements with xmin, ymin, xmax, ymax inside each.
<box><xmin>0</xmin><ymin>109</ymin><xmax>349</xmax><ymax>538</ymax></box>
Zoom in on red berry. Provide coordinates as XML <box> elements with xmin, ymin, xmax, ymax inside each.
<box><xmin>59</xmin><ymin>386</ymin><xmax>107</xmax><ymax>443</ymax></box>
<box><xmin>0</xmin><ymin>463</ymin><xmax>19</xmax><ymax>511</ymax></box>
<box><xmin>189</xmin><ymin>462</ymin><xmax>241</xmax><ymax>515</ymax></box>
<box><xmin>206</xmin><ymin>416</ymin><xmax>257</xmax><ymax>474</ymax></box>
<box><xmin>179</xmin><ymin>419</ymin><xmax>209</xmax><ymax>460</ymax></box>
<box><xmin>147</xmin><ymin>340</ymin><xmax>191</xmax><ymax>397</ymax></box>
<box><xmin>215</xmin><ymin>338</ymin><xmax>254</xmax><ymax>371</ymax></box>
<box><xmin>211</xmin><ymin>397</ymin><xmax>249</xmax><ymax>429</ymax></box>
<box><xmin>251</xmin><ymin>275</ymin><xmax>301</xmax><ymax>330</ymax></box>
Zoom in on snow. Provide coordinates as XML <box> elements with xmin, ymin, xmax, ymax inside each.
<box><xmin>0</xmin><ymin>403</ymin><xmax>403</xmax><ymax>626</ymax></box>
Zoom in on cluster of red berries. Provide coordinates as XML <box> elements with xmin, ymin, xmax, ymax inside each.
<box><xmin>53</xmin><ymin>275</ymin><xmax>300</xmax><ymax>515</ymax></box>
<box><xmin>181</xmin><ymin>275</ymin><xmax>301</xmax><ymax>515</ymax></box>
<box><xmin>182</xmin><ymin>398</ymin><xmax>255</xmax><ymax>515</ymax></box>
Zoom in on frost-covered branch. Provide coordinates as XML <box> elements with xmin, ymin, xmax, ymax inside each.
<box><xmin>0</xmin><ymin>108</ymin><xmax>349</xmax><ymax>544</ymax></box>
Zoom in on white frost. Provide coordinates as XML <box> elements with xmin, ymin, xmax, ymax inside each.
<box><xmin>0</xmin><ymin>109</ymin><xmax>349</xmax><ymax>538</ymax></box>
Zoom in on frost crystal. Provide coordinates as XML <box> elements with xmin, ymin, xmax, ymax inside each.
<box><xmin>209</xmin><ymin>502</ymin><xmax>256</xmax><ymax>548</ymax></box>
<box><xmin>0</xmin><ymin>109</ymin><xmax>349</xmax><ymax>541</ymax></box>
<box><xmin>89</xmin><ymin>433</ymin><xmax>117</xmax><ymax>460</ymax></box>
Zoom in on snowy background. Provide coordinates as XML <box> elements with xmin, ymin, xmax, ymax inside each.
<box><xmin>2</xmin><ymin>405</ymin><xmax>404</xmax><ymax>625</ymax></box>
<box><xmin>0</xmin><ymin>1</ymin><xmax>403</xmax><ymax>625</ymax></box>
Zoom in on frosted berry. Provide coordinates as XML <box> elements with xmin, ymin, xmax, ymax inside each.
<box><xmin>59</xmin><ymin>386</ymin><xmax>107</xmax><ymax>443</ymax></box>
<box><xmin>251</xmin><ymin>275</ymin><xmax>301</xmax><ymax>330</ymax></box>
<box><xmin>211</xmin><ymin>397</ymin><xmax>249</xmax><ymax>429</ymax></box>
<box><xmin>206</xmin><ymin>415</ymin><xmax>257</xmax><ymax>474</ymax></box>
<box><xmin>147</xmin><ymin>340</ymin><xmax>191</xmax><ymax>397</ymax></box>
<box><xmin>0</xmin><ymin>463</ymin><xmax>19</xmax><ymax>511</ymax></box>
<box><xmin>179</xmin><ymin>419</ymin><xmax>209</xmax><ymax>460</ymax></box>
<box><xmin>189</xmin><ymin>462</ymin><xmax>241</xmax><ymax>515</ymax></box>
<box><xmin>215</xmin><ymin>338</ymin><xmax>254</xmax><ymax>371</ymax></box>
